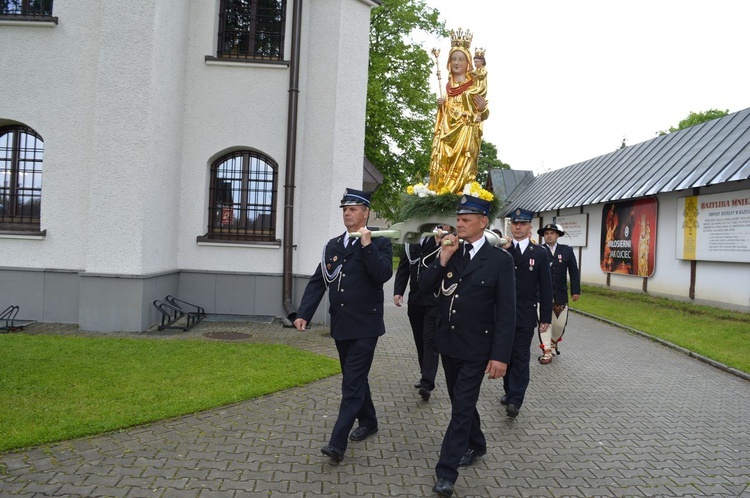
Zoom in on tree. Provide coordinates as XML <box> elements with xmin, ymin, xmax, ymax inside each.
<box><xmin>476</xmin><ymin>140</ymin><xmax>509</xmax><ymax>187</ymax></box>
<box><xmin>365</xmin><ymin>0</ymin><xmax>445</xmax><ymax>220</ymax></box>
<box><xmin>658</xmin><ymin>109</ymin><xmax>729</xmax><ymax>135</ymax></box>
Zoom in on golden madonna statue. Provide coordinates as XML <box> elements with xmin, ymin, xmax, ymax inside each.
<box><xmin>427</xmin><ymin>29</ymin><xmax>489</xmax><ymax>194</ymax></box>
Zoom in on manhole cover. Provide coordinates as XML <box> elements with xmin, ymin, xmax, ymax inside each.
<box><xmin>203</xmin><ymin>331</ymin><xmax>252</xmax><ymax>340</ymax></box>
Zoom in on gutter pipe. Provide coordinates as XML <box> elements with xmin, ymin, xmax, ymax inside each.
<box><xmin>281</xmin><ymin>0</ymin><xmax>303</xmax><ymax>326</ymax></box>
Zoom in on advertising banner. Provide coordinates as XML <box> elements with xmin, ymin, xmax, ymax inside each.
<box><xmin>600</xmin><ymin>198</ymin><xmax>657</xmax><ymax>276</ymax></box>
<box><xmin>676</xmin><ymin>189</ymin><xmax>750</xmax><ymax>263</ymax></box>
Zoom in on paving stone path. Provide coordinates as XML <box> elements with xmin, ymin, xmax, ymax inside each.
<box><xmin>2</xmin><ymin>279</ymin><xmax>749</xmax><ymax>497</ymax></box>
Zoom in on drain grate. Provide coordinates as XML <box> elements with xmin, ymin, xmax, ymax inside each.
<box><xmin>203</xmin><ymin>331</ymin><xmax>252</xmax><ymax>340</ymax></box>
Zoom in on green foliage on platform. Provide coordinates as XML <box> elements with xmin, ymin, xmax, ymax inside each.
<box><xmin>396</xmin><ymin>193</ymin><xmax>502</xmax><ymax>222</ymax></box>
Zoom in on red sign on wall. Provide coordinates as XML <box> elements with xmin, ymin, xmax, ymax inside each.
<box><xmin>221</xmin><ymin>208</ymin><xmax>234</xmax><ymax>225</ymax></box>
<box><xmin>600</xmin><ymin>198</ymin><xmax>657</xmax><ymax>276</ymax></box>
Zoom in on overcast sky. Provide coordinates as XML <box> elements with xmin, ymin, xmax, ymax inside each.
<box><xmin>419</xmin><ymin>0</ymin><xmax>750</xmax><ymax>174</ymax></box>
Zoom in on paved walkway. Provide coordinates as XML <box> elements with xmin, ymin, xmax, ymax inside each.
<box><xmin>2</xmin><ymin>279</ymin><xmax>749</xmax><ymax>497</ymax></box>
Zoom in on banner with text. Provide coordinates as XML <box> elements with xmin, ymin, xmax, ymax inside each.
<box><xmin>600</xmin><ymin>198</ymin><xmax>657</xmax><ymax>276</ymax></box>
<box><xmin>553</xmin><ymin>214</ymin><xmax>588</xmax><ymax>247</ymax></box>
<box><xmin>675</xmin><ymin>189</ymin><xmax>750</xmax><ymax>263</ymax></box>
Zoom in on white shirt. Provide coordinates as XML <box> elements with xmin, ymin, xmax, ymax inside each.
<box><xmin>514</xmin><ymin>238</ymin><xmax>530</xmax><ymax>253</ymax></box>
<box><xmin>465</xmin><ymin>235</ymin><xmax>486</xmax><ymax>260</ymax></box>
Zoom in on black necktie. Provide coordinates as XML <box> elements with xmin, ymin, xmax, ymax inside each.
<box><xmin>463</xmin><ymin>243</ymin><xmax>473</xmax><ymax>268</ymax></box>
<box><xmin>513</xmin><ymin>242</ymin><xmax>522</xmax><ymax>263</ymax></box>
<box><xmin>347</xmin><ymin>237</ymin><xmax>354</xmax><ymax>249</ymax></box>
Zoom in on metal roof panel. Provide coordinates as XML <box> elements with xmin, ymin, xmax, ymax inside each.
<box><xmin>495</xmin><ymin>107</ymin><xmax>750</xmax><ymax>214</ymax></box>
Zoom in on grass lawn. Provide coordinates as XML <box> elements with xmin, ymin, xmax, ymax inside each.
<box><xmin>0</xmin><ymin>335</ymin><xmax>340</xmax><ymax>453</ymax></box>
<box><xmin>573</xmin><ymin>285</ymin><xmax>750</xmax><ymax>374</ymax></box>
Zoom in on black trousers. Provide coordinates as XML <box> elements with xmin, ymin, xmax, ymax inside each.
<box><xmin>435</xmin><ymin>354</ymin><xmax>487</xmax><ymax>483</ymax></box>
<box><xmin>407</xmin><ymin>304</ymin><xmax>440</xmax><ymax>390</ymax></box>
<box><xmin>503</xmin><ymin>326</ymin><xmax>535</xmax><ymax>409</ymax></box>
<box><xmin>329</xmin><ymin>336</ymin><xmax>379</xmax><ymax>450</ymax></box>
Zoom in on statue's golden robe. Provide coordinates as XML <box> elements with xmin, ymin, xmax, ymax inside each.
<box><xmin>428</xmin><ymin>75</ymin><xmax>489</xmax><ymax>194</ymax></box>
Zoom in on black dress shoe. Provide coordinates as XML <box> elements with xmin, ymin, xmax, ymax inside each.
<box><xmin>349</xmin><ymin>425</ymin><xmax>378</xmax><ymax>441</ymax></box>
<box><xmin>432</xmin><ymin>478</ymin><xmax>454</xmax><ymax>497</ymax></box>
<box><xmin>419</xmin><ymin>387</ymin><xmax>431</xmax><ymax>401</ymax></box>
<box><xmin>320</xmin><ymin>444</ymin><xmax>344</xmax><ymax>462</ymax></box>
<box><xmin>500</xmin><ymin>395</ymin><xmax>508</xmax><ymax>405</ymax></box>
<box><xmin>506</xmin><ymin>403</ymin><xmax>519</xmax><ymax>418</ymax></box>
<box><xmin>414</xmin><ymin>381</ymin><xmax>424</xmax><ymax>388</ymax></box>
<box><xmin>458</xmin><ymin>447</ymin><xmax>487</xmax><ymax>467</ymax></box>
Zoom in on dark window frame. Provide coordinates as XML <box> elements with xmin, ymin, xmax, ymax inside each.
<box><xmin>198</xmin><ymin>150</ymin><xmax>279</xmax><ymax>244</ymax></box>
<box><xmin>0</xmin><ymin>125</ymin><xmax>44</xmax><ymax>233</ymax></box>
<box><xmin>0</xmin><ymin>0</ymin><xmax>57</xmax><ymax>23</ymax></box>
<box><xmin>216</xmin><ymin>0</ymin><xmax>286</xmax><ymax>62</ymax></box>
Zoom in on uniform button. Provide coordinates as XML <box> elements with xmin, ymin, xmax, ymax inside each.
<box><xmin>341</xmin><ymin>289</ymin><xmax>344</xmax><ymax>292</ymax></box>
<box><xmin>455</xmin><ymin>294</ymin><xmax>459</xmax><ymax>299</ymax></box>
<box><xmin>481</xmin><ymin>280</ymin><xmax>485</xmax><ymax>284</ymax></box>
<box><xmin>450</xmin><ymin>325</ymin><xmax>455</xmax><ymax>330</ymax></box>
<box><xmin>484</xmin><ymin>330</ymin><xmax>489</xmax><ymax>334</ymax></box>
<box><xmin>340</xmin><ymin>303</ymin><xmax>344</xmax><ymax>307</ymax></box>
<box><xmin>452</xmin><ymin>310</ymin><xmax>456</xmax><ymax>314</ymax></box>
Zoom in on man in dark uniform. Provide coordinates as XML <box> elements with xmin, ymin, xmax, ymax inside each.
<box><xmin>294</xmin><ymin>188</ymin><xmax>393</xmax><ymax>463</ymax></box>
<box><xmin>420</xmin><ymin>194</ymin><xmax>516</xmax><ymax>498</ymax></box>
<box><xmin>538</xmin><ymin>223</ymin><xmax>581</xmax><ymax>363</ymax></box>
<box><xmin>393</xmin><ymin>225</ymin><xmax>446</xmax><ymax>401</ymax></box>
<box><xmin>500</xmin><ymin>208</ymin><xmax>553</xmax><ymax>418</ymax></box>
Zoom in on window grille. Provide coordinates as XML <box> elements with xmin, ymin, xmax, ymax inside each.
<box><xmin>0</xmin><ymin>125</ymin><xmax>43</xmax><ymax>231</ymax></box>
<box><xmin>203</xmin><ymin>150</ymin><xmax>278</xmax><ymax>242</ymax></box>
<box><xmin>0</xmin><ymin>0</ymin><xmax>53</xmax><ymax>16</ymax></box>
<box><xmin>217</xmin><ymin>0</ymin><xmax>286</xmax><ymax>61</ymax></box>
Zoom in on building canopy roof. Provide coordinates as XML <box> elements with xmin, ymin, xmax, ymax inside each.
<box><xmin>502</xmin><ymin>107</ymin><xmax>750</xmax><ymax>216</ymax></box>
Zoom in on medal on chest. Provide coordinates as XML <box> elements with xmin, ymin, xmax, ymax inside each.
<box><xmin>529</xmin><ymin>258</ymin><xmax>535</xmax><ymax>271</ymax></box>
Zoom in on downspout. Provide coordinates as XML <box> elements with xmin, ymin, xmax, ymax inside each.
<box><xmin>281</xmin><ymin>0</ymin><xmax>303</xmax><ymax>326</ymax></box>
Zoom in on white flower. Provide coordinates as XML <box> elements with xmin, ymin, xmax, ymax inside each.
<box><xmin>413</xmin><ymin>184</ymin><xmax>437</xmax><ymax>197</ymax></box>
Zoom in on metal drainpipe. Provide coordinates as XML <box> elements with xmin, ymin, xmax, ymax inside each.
<box><xmin>281</xmin><ymin>0</ymin><xmax>303</xmax><ymax>326</ymax></box>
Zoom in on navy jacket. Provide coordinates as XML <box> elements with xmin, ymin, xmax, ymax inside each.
<box><xmin>296</xmin><ymin>233</ymin><xmax>393</xmax><ymax>340</ymax></box>
<box><xmin>543</xmin><ymin>243</ymin><xmax>581</xmax><ymax>305</ymax></box>
<box><xmin>393</xmin><ymin>238</ymin><xmax>440</xmax><ymax>307</ymax></box>
<box><xmin>512</xmin><ymin>241</ymin><xmax>553</xmax><ymax>328</ymax></box>
<box><xmin>419</xmin><ymin>238</ymin><xmax>516</xmax><ymax>364</ymax></box>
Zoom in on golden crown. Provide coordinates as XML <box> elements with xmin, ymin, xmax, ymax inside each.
<box><xmin>474</xmin><ymin>47</ymin><xmax>486</xmax><ymax>58</ymax></box>
<box><xmin>450</xmin><ymin>28</ymin><xmax>473</xmax><ymax>50</ymax></box>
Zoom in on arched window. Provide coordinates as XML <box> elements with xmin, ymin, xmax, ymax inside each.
<box><xmin>0</xmin><ymin>125</ymin><xmax>43</xmax><ymax>231</ymax></box>
<box><xmin>216</xmin><ymin>0</ymin><xmax>286</xmax><ymax>61</ymax></box>
<box><xmin>202</xmin><ymin>150</ymin><xmax>278</xmax><ymax>243</ymax></box>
